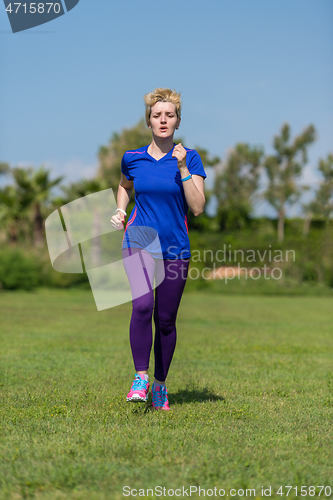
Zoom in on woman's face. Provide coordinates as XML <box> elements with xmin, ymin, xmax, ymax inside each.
<box><xmin>149</xmin><ymin>101</ymin><xmax>180</xmax><ymax>139</ymax></box>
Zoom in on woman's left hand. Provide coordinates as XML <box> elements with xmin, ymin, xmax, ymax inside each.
<box><xmin>172</xmin><ymin>143</ymin><xmax>187</xmax><ymax>171</ymax></box>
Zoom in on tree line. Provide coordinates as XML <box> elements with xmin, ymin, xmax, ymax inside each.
<box><xmin>0</xmin><ymin>119</ymin><xmax>332</xmax><ymax>247</ymax></box>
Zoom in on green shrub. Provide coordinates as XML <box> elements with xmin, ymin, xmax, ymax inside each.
<box><xmin>302</xmin><ymin>261</ymin><xmax>319</xmax><ymax>282</ymax></box>
<box><xmin>0</xmin><ymin>249</ymin><xmax>40</xmax><ymax>290</ymax></box>
<box><xmin>43</xmin><ymin>264</ymin><xmax>90</xmax><ymax>289</ymax></box>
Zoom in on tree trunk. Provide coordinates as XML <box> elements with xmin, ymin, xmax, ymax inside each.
<box><xmin>33</xmin><ymin>203</ymin><xmax>44</xmax><ymax>247</ymax></box>
<box><xmin>278</xmin><ymin>209</ymin><xmax>285</xmax><ymax>242</ymax></box>
<box><xmin>303</xmin><ymin>212</ymin><xmax>312</xmax><ymax>237</ymax></box>
<box><xmin>9</xmin><ymin>224</ymin><xmax>18</xmax><ymax>245</ymax></box>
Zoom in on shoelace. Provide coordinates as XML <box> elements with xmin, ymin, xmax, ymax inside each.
<box><xmin>152</xmin><ymin>386</ymin><xmax>167</xmax><ymax>406</ymax></box>
<box><xmin>132</xmin><ymin>375</ymin><xmax>147</xmax><ymax>391</ymax></box>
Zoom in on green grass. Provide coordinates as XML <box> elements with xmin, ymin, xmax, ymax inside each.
<box><xmin>0</xmin><ymin>289</ymin><xmax>332</xmax><ymax>499</ymax></box>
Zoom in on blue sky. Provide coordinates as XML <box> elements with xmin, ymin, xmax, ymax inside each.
<box><xmin>1</xmin><ymin>0</ymin><xmax>332</xmax><ymax>217</ymax></box>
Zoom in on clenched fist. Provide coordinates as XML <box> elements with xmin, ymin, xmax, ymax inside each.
<box><xmin>110</xmin><ymin>211</ymin><xmax>126</xmax><ymax>230</ymax></box>
<box><xmin>172</xmin><ymin>143</ymin><xmax>187</xmax><ymax>171</ymax></box>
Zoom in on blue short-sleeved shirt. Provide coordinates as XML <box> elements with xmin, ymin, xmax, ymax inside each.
<box><xmin>121</xmin><ymin>143</ymin><xmax>206</xmax><ymax>260</ymax></box>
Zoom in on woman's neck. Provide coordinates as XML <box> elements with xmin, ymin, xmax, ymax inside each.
<box><xmin>148</xmin><ymin>135</ymin><xmax>175</xmax><ymax>158</ymax></box>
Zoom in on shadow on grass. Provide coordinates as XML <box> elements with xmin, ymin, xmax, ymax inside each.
<box><xmin>170</xmin><ymin>386</ymin><xmax>225</xmax><ymax>406</ymax></box>
<box><xmin>128</xmin><ymin>387</ymin><xmax>225</xmax><ymax>414</ymax></box>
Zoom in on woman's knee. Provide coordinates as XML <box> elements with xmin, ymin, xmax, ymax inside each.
<box><xmin>132</xmin><ymin>293</ymin><xmax>154</xmax><ymax>316</ymax></box>
<box><xmin>155</xmin><ymin>313</ymin><xmax>175</xmax><ymax>336</ymax></box>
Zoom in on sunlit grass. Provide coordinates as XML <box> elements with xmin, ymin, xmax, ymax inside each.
<box><xmin>0</xmin><ymin>289</ymin><xmax>332</xmax><ymax>499</ymax></box>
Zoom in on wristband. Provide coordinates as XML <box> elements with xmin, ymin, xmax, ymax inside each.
<box><xmin>181</xmin><ymin>174</ymin><xmax>192</xmax><ymax>182</ymax></box>
<box><xmin>116</xmin><ymin>208</ymin><xmax>127</xmax><ymax>216</ymax></box>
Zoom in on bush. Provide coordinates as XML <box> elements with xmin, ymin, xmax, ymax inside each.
<box><xmin>42</xmin><ymin>264</ymin><xmax>90</xmax><ymax>289</ymax></box>
<box><xmin>188</xmin><ymin>226</ymin><xmax>333</xmax><ymax>290</ymax></box>
<box><xmin>0</xmin><ymin>249</ymin><xmax>40</xmax><ymax>290</ymax></box>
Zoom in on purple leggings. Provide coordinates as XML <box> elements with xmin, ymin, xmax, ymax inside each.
<box><xmin>122</xmin><ymin>248</ymin><xmax>189</xmax><ymax>381</ymax></box>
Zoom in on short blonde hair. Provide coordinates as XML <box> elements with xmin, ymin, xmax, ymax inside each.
<box><xmin>143</xmin><ymin>88</ymin><xmax>182</xmax><ymax>127</ymax></box>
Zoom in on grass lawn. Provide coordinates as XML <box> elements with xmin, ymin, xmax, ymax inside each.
<box><xmin>0</xmin><ymin>289</ymin><xmax>332</xmax><ymax>500</ymax></box>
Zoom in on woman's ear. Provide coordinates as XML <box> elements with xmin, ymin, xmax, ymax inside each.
<box><xmin>176</xmin><ymin>116</ymin><xmax>181</xmax><ymax>130</ymax></box>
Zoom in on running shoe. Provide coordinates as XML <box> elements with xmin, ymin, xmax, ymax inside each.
<box><xmin>126</xmin><ymin>374</ymin><xmax>149</xmax><ymax>402</ymax></box>
<box><xmin>151</xmin><ymin>383</ymin><xmax>170</xmax><ymax>410</ymax></box>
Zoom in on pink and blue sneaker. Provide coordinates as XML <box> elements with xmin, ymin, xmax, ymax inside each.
<box><xmin>151</xmin><ymin>383</ymin><xmax>170</xmax><ymax>410</ymax></box>
<box><xmin>126</xmin><ymin>374</ymin><xmax>149</xmax><ymax>402</ymax></box>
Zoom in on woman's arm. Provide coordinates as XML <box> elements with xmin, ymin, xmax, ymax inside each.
<box><xmin>110</xmin><ymin>173</ymin><xmax>134</xmax><ymax>229</ymax></box>
<box><xmin>117</xmin><ymin>173</ymin><xmax>133</xmax><ymax>212</ymax></box>
<box><xmin>181</xmin><ymin>174</ymin><xmax>205</xmax><ymax>216</ymax></box>
<box><xmin>172</xmin><ymin>144</ymin><xmax>206</xmax><ymax>216</ymax></box>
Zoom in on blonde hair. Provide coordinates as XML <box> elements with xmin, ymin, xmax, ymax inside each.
<box><xmin>143</xmin><ymin>88</ymin><xmax>182</xmax><ymax>127</ymax></box>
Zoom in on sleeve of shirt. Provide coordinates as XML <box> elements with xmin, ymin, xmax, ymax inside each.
<box><xmin>121</xmin><ymin>153</ymin><xmax>134</xmax><ymax>181</ymax></box>
<box><xmin>187</xmin><ymin>150</ymin><xmax>207</xmax><ymax>179</ymax></box>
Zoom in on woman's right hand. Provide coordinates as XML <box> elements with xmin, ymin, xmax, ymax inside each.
<box><xmin>110</xmin><ymin>212</ymin><xmax>126</xmax><ymax>230</ymax></box>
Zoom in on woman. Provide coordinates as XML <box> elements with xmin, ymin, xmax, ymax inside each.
<box><xmin>111</xmin><ymin>88</ymin><xmax>206</xmax><ymax>410</ymax></box>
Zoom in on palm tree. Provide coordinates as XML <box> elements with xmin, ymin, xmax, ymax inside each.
<box><xmin>12</xmin><ymin>166</ymin><xmax>63</xmax><ymax>247</ymax></box>
<box><xmin>0</xmin><ymin>185</ymin><xmax>33</xmax><ymax>243</ymax></box>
